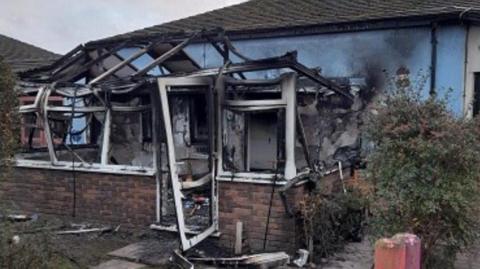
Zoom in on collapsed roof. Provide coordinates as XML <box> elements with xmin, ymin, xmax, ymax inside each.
<box><xmin>16</xmin><ymin>30</ymin><xmax>359</xmax><ymax>172</ymax></box>
<box><xmin>17</xmin><ymin>30</ymin><xmax>354</xmax><ymax>101</ymax></box>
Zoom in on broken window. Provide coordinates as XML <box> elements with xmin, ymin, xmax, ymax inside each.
<box><xmin>222</xmin><ymin>109</ymin><xmax>285</xmax><ymax>173</ymax></box>
<box><xmin>189</xmin><ymin>94</ymin><xmax>208</xmax><ymax>144</ymax></box>
<box><xmin>16</xmin><ymin>83</ymin><xmax>156</xmax><ymax>174</ymax></box>
<box><xmin>19</xmin><ymin>95</ymin><xmax>63</xmax><ymax>149</ymax></box>
<box><xmin>248</xmin><ymin>111</ymin><xmax>284</xmax><ymax>171</ymax></box>
<box><xmin>217</xmin><ymin>73</ymin><xmax>297</xmax><ymax>180</ymax></box>
<box><xmin>109</xmin><ymin>97</ymin><xmax>153</xmax><ymax>167</ymax></box>
<box><xmin>166</xmin><ymin>89</ymin><xmax>211</xmax><ymax>181</ymax></box>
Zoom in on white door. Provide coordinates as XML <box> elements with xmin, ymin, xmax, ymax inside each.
<box><xmin>158</xmin><ymin>77</ymin><xmax>217</xmax><ymax>251</ymax></box>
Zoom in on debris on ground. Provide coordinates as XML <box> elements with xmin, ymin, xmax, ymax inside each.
<box><xmin>292</xmin><ymin>249</ymin><xmax>309</xmax><ymax>267</ymax></box>
<box><xmin>189</xmin><ymin>252</ymin><xmax>290</xmax><ymax>268</ymax></box>
<box><xmin>172</xmin><ymin>250</ymin><xmax>194</xmax><ymax>269</ymax></box>
<box><xmin>55</xmin><ymin>226</ymin><xmax>113</xmax><ymax>235</ymax></box>
<box><xmin>2</xmin><ymin>214</ymin><xmax>36</xmax><ymax>222</ymax></box>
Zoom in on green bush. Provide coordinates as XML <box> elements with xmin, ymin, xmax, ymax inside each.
<box><xmin>0</xmin><ymin>58</ymin><xmax>18</xmax><ymax>180</ymax></box>
<box><xmin>365</xmin><ymin>86</ymin><xmax>480</xmax><ymax>268</ymax></box>
<box><xmin>298</xmin><ymin>189</ymin><xmax>368</xmax><ymax>259</ymax></box>
<box><xmin>0</xmin><ymin>60</ymin><xmax>77</xmax><ymax>269</ymax></box>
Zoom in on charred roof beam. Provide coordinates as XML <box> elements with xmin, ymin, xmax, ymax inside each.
<box><xmin>88</xmin><ymin>43</ymin><xmax>154</xmax><ymax>85</ymax></box>
<box><xmin>206</xmin><ymin>36</ymin><xmax>247</xmax><ymax>80</ymax></box>
<box><xmin>57</xmin><ymin>42</ymin><xmax>128</xmax><ymax>82</ymax></box>
<box><xmin>175</xmin><ymin>52</ymin><xmax>354</xmax><ymax>101</ymax></box>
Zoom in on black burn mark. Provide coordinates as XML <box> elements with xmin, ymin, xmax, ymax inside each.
<box><xmin>385</xmin><ymin>29</ymin><xmax>419</xmax><ymax>60</ymax></box>
<box><xmin>362</xmin><ymin>60</ymin><xmax>386</xmax><ymax>102</ymax></box>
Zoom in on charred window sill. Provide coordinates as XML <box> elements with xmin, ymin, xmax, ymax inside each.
<box><xmin>14</xmin><ymin>159</ymin><xmax>155</xmax><ymax>176</ymax></box>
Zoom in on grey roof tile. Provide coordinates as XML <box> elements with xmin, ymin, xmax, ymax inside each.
<box><xmin>91</xmin><ymin>0</ymin><xmax>480</xmax><ymax>45</ymax></box>
<box><xmin>0</xmin><ymin>34</ymin><xmax>60</xmax><ymax>73</ymax></box>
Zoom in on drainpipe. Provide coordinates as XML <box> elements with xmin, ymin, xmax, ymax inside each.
<box><xmin>458</xmin><ymin>8</ymin><xmax>472</xmax><ymax>117</ymax></box>
<box><xmin>430</xmin><ymin>22</ymin><xmax>438</xmax><ymax>95</ymax></box>
<box><xmin>463</xmin><ymin>24</ymin><xmax>471</xmax><ymax>118</ymax></box>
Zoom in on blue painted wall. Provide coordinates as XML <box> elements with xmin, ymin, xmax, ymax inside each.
<box><xmin>184</xmin><ymin>26</ymin><xmax>466</xmax><ymax>114</ymax></box>
<box><xmin>435</xmin><ymin>25</ymin><xmax>467</xmax><ymax>116</ymax></box>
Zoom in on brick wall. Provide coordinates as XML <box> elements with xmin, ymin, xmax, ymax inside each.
<box><xmin>1</xmin><ymin>167</ymin><xmax>345</xmax><ymax>254</ymax></box>
<box><xmin>218</xmin><ymin>180</ymin><xmax>307</xmax><ymax>254</ymax></box>
<box><xmin>0</xmin><ymin>167</ymin><xmax>156</xmax><ymax>226</ymax></box>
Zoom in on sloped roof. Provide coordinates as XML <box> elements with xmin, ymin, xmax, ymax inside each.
<box><xmin>0</xmin><ymin>34</ymin><xmax>60</xmax><ymax>73</ymax></box>
<box><xmin>90</xmin><ymin>0</ymin><xmax>480</xmax><ymax>45</ymax></box>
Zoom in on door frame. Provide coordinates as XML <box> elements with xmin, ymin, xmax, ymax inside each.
<box><xmin>157</xmin><ymin>76</ymin><xmax>217</xmax><ymax>251</ymax></box>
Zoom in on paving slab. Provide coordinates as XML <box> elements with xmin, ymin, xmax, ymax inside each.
<box><xmin>90</xmin><ymin>259</ymin><xmax>146</xmax><ymax>269</ymax></box>
<box><xmin>108</xmin><ymin>240</ymin><xmax>179</xmax><ymax>266</ymax></box>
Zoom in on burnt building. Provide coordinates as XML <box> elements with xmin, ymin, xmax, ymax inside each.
<box><xmin>3</xmin><ymin>0</ymin><xmax>480</xmax><ymax>254</ymax></box>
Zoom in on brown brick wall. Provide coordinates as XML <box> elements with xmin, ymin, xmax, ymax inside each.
<box><xmin>218</xmin><ymin>181</ymin><xmax>307</xmax><ymax>254</ymax></box>
<box><xmin>1</xmin><ymin>167</ymin><xmax>343</xmax><ymax>254</ymax></box>
<box><xmin>0</xmin><ymin>167</ymin><xmax>156</xmax><ymax>226</ymax></box>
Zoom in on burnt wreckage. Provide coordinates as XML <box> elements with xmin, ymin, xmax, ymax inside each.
<box><xmin>15</xmin><ymin>30</ymin><xmax>362</xmax><ymax>252</ymax></box>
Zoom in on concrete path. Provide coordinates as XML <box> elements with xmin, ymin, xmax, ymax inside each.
<box><xmin>108</xmin><ymin>240</ymin><xmax>178</xmax><ymax>266</ymax></box>
<box><xmin>90</xmin><ymin>259</ymin><xmax>146</xmax><ymax>269</ymax></box>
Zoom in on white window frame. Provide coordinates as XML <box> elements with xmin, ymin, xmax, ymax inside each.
<box><xmin>216</xmin><ymin>73</ymin><xmax>297</xmax><ymax>181</ymax></box>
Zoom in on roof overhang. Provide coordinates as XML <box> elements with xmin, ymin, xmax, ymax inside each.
<box><xmin>85</xmin><ymin>10</ymin><xmax>480</xmax><ymax>48</ymax></box>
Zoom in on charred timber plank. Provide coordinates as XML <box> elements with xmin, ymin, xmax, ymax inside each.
<box><xmin>55</xmin><ymin>226</ymin><xmax>111</xmax><ymax>235</ymax></box>
<box><xmin>189</xmin><ymin>252</ymin><xmax>289</xmax><ymax>267</ymax></box>
<box><xmin>235</xmin><ymin>221</ymin><xmax>243</xmax><ymax>255</ymax></box>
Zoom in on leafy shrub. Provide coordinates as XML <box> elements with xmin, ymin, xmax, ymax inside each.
<box><xmin>0</xmin><ymin>58</ymin><xmax>18</xmax><ymax>180</ymax></box>
<box><xmin>365</xmin><ymin>86</ymin><xmax>480</xmax><ymax>268</ymax></box>
<box><xmin>298</xmin><ymin>188</ymin><xmax>368</xmax><ymax>259</ymax></box>
<box><xmin>0</xmin><ymin>60</ymin><xmax>76</xmax><ymax>269</ymax></box>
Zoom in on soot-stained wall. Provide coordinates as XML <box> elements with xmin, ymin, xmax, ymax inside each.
<box><xmin>186</xmin><ymin>27</ymin><xmax>434</xmax><ymax>92</ymax></box>
<box><xmin>184</xmin><ymin>26</ymin><xmax>466</xmax><ymax>169</ymax></box>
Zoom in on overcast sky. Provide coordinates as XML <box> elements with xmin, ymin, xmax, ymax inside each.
<box><xmin>0</xmin><ymin>0</ymin><xmax>247</xmax><ymax>54</ymax></box>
